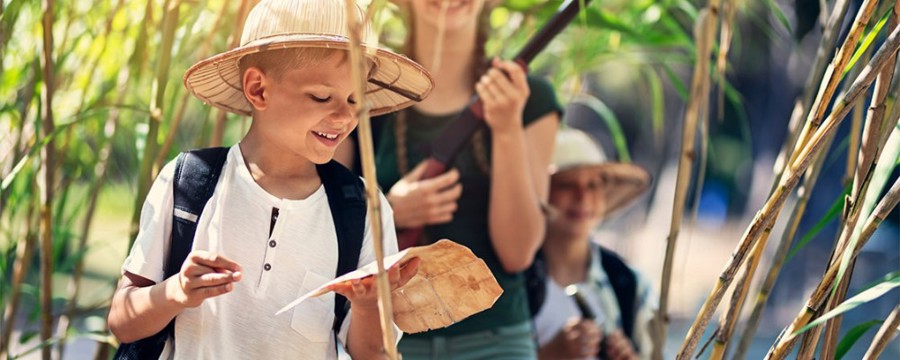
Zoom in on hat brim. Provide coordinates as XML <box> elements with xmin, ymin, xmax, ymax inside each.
<box><xmin>183</xmin><ymin>33</ymin><xmax>434</xmax><ymax>117</ymax></box>
<box><xmin>552</xmin><ymin>162</ymin><xmax>652</xmax><ymax>219</ymax></box>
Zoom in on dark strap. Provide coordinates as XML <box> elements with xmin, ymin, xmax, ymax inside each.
<box><xmin>316</xmin><ymin>160</ymin><xmax>367</xmax><ymax>336</ymax></box>
<box><xmin>599</xmin><ymin>247</ymin><xmax>639</xmax><ymax>345</ymax></box>
<box><xmin>114</xmin><ymin>147</ymin><xmax>228</xmax><ymax>359</ymax></box>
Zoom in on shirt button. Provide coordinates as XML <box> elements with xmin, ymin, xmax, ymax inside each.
<box><xmin>269</xmin><ymin>240</ymin><xmax>277</xmax><ymax>248</ymax></box>
<box><xmin>264</xmin><ymin>263</ymin><xmax>272</xmax><ymax>271</ymax></box>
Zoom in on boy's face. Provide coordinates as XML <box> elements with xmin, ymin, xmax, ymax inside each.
<box><xmin>246</xmin><ymin>52</ymin><xmax>359</xmax><ymax>164</ymax></box>
<box><xmin>547</xmin><ymin>168</ymin><xmax>607</xmax><ymax>237</ymax></box>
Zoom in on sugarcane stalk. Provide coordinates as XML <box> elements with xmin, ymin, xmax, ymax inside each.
<box><xmin>863</xmin><ymin>305</ymin><xmax>900</xmax><ymax>359</ymax></box>
<box><xmin>765</xmin><ymin>176</ymin><xmax>900</xmax><ymax>359</ymax></box>
<box><xmin>38</xmin><ymin>1</ymin><xmax>56</xmax><ymax>358</ymax></box>
<box><xmin>679</xmin><ymin>24</ymin><xmax>900</xmax><ymax>359</ymax></box>
<box><xmin>128</xmin><ymin>0</ymin><xmax>181</xmax><ymax>245</ymax></box>
<box><xmin>789</xmin><ymin>0</ymin><xmax>878</xmax><ymax>168</ymax></box>
<box><xmin>210</xmin><ymin>0</ymin><xmax>252</xmax><ymax>147</ymax></box>
<box><xmin>343</xmin><ymin>0</ymin><xmax>398</xmax><ymax>358</ymax></box>
<box><xmin>731</xmin><ymin>129</ymin><xmax>834</xmax><ymax>360</ymax></box>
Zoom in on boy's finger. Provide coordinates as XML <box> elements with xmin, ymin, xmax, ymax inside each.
<box><xmin>198</xmin><ymin>282</ymin><xmax>233</xmax><ymax>299</ymax></box>
<box><xmin>422</xmin><ymin>168</ymin><xmax>459</xmax><ymax>190</ymax></box>
<box><xmin>397</xmin><ymin>257</ymin><xmax>420</xmax><ymax>287</ymax></box>
<box><xmin>493</xmin><ymin>58</ymin><xmax>528</xmax><ymax>88</ymax></box>
<box><xmin>192</xmin><ymin>252</ymin><xmax>242</xmax><ymax>273</ymax></box>
<box><xmin>403</xmin><ymin>161</ymin><xmax>428</xmax><ymax>181</ymax></box>
<box><xmin>195</xmin><ymin>272</ymin><xmax>238</xmax><ymax>288</ymax></box>
<box><xmin>434</xmin><ymin>183</ymin><xmax>462</xmax><ymax>204</ymax></box>
<box><xmin>183</xmin><ymin>263</ymin><xmax>217</xmax><ymax>278</ymax></box>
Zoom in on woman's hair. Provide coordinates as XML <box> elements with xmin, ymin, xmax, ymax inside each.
<box><xmin>395</xmin><ymin>2</ymin><xmax>494</xmax><ymax>175</ymax></box>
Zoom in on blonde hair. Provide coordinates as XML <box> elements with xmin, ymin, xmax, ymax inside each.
<box><xmin>238</xmin><ymin>47</ymin><xmax>350</xmax><ymax>81</ymax></box>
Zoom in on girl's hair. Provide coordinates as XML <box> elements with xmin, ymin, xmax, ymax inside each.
<box><xmin>395</xmin><ymin>3</ymin><xmax>494</xmax><ymax>175</ymax></box>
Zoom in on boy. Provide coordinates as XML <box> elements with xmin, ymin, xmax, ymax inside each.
<box><xmin>530</xmin><ymin>128</ymin><xmax>655</xmax><ymax>360</ymax></box>
<box><xmin>108</xmin><ymin>0</ymin><xmax>433</xmax><ymax>358</ymax></box>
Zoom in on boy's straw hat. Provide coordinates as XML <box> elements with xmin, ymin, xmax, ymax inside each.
<box><xmin>550</xmin><ymin>127</ymin><xmax>651</xmax><ymax>219</ymax></box>
<box><xmin>184</xmin><ymin>0</ymin><xmax>434</xmax><ymax>117</ymax></box>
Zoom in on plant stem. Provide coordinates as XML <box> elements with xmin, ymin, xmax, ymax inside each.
<box><xmin>38</xmin><ymin>1</ymin><xmax>57</xmax><ymax>359</ymax></box>
<box><xmin>863</xmin><ymin>305</ymin><xmax>900</xmax><ymax>359</ymax></box>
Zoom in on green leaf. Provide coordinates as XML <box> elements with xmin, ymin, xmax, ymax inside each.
<box><xmin>661</xmin><ymin>64</ymin><xmax>689</xmax><ymax>100</ymax></box>
<box><xmin>763</xmin><ymin>0</ymin><xmax>793</xmax><ymax>36</ymax></box>
<box><xmin>836</xmin><ymin>319</ymin><xmax>882</xmax><ymax>360</ymax></box>
<box><xmin>643</xmin><ymin>68</ymin><xmax>665</xmax><ymax>142</ymax></box>
<box><xmin>793</xmin><ymin>272</ymin><xmax>900</xmax><ymax>336</ymax></box>
<box><xmin>575</xmin><ymin>94</ymin><xmax>632</xmax><ymax>162</ymax></box>
<box><xmin>844</xmin><ymin>7</ymin><xmax>892</xmax><ymax>76</ymax></box>
<box><xmin>787</xmin><ymin>184</ymin><xmax>851</xmax><ymax>261</ymax></box>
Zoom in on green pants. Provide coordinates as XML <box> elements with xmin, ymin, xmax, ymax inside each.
<box><xmin>398</xmin><ymin>321</ymin><xmax>537</xmax><ymax>360</ymax></box>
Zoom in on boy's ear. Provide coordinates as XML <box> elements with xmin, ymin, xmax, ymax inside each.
<box><xmin>243</xmin><ymin>67</ymin><xmax>268</xmax><ymax>111</ymax></box>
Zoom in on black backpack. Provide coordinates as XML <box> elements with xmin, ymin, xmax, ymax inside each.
<box><xmin>525</xmin><ymin>247</ymin><xmax>639</xmax><ymax>347</ymax></box>
<box><xmin>114</xmin><ymin>147</ymin><xmax>366</xmax><ymax>359</ymax></box>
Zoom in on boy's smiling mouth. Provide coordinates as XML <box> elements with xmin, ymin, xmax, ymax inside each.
<box><xmin>313</xmin><ymin>131</ymin><xmax>339</xmax><ymax>140</ymax></box>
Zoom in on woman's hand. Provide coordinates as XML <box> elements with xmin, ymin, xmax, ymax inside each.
<box><xmin>167</xmin><ymin>250</ymin><xmax>243</xmax><ymax>308</ymax></box>
<box><xmin>539</xmin><ymin>318</ymin><xmax>603</xmax><ymax>359</ymax></box>
<box><xmin>476</xmin><ymin>58</ymin><xmax>530</xmax><ymax>135</ymax></box>
<box><xmin>387</xmin><ymin>161</ymin><xmax>463</xmax><ymax>228</ymax></box>
<box><xmin>329</xmin><ymin>257</ymin><xmax>421</xmax><ymax>311</ymax></box>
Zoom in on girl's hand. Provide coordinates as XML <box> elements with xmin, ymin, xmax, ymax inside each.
<box><xmin>387</xmin><ymin>161</ymin><xmax>462</xmax><ymax>228</ymax></box>
<box><xmin>475</xmin><ymin>58</ymin><xmax>530</xmax><ymax>135</ymax></box>
<box><xmin>329</xmin><ymin>257</ymin><xmax>421</xmax><ymax>312</ymax></box>
<box><xmin>603</xmin><ymin>330</ymin><xmax>639</xmax><ymax>360</ymax></box>
<box><xmin>167</xmin><ymin>250</ymin><xmax>243</xmax><ymax>308</ymax></box>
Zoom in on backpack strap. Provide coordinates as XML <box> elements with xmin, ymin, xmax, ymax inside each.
<box><xmin>316</xmin><ymin>160</ymin><xmax>367</xmax><ymax>337</ymax></box>
<box><xmin>598</xmin><ymin>247</ymin><xmax>639</xmax><ymax>344</ymax></box>
<box><xmin>113</xmin><ymin>147</ymin><xmax>228</xmax><ymax>360</ymax></box>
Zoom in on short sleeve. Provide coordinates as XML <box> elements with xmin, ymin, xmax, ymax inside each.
<box><xmin>338</xmin><ymin>191</ymin><xmax>403</xmax><ymax>346</ymax></box>
<box><xmin>523</xmin><ymin>76</ymin><xmax>563</xmax><ymax>128</ymax></box>
<box><xmin>121</xmin><ymin>160</ymin><xmax>177</xmax><ymax>283</ymax></box>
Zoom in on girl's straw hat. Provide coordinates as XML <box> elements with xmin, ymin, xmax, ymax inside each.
<box><xmin>184</xmin><ymin>0</ymin><xmax>434</xmax><ymax>117</ymax></box>
<box><xmin>550</xmin><ymin>128</ymin><xmax>651</xmax><ymax>219</ymax></box>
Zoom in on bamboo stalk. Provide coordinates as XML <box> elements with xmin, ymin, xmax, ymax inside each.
<box><xmin>863</xmin><ymin>305</ymin><xmax>900</xmax><ymax>359</ymax></box>
<box><xmin>789</xmin><ymin>0</ymin><xmax>878</xmax><ymax>168</ymax></box>
<box><xmin>715</xmin><ymin>0</ymin><xmax>735</xmax><ymax>121</ymax></box>
<box><xmin>343</xmin><ymin>0</ymin><xmax>397</xmax><ymax>358</ymax></box>
<box><xmin>679</xmin><ymin>24</ymin><xmax>900</xmax><ymax>359</ymax></box>
<box><xmin>731</xmin><ymin>130</ymin><xmax>834</xmax><ymax>360</ymax></box>
<box><xmin>0</xmin><ymin>203</ymin><xmax>38</xmax><ymax>358</ymax></box>
<box><xmin>38</xmin><ymin>1</ymin><xmax>56</xmax><ymax>359</ymax></box>
<box><xmin>765</xmin><ymin>176</ymin><xmax>900</xmax><ymax>359</ymax></box>
<box><xmin>654</xmin><ymin>5</ymin><xmax>717</xmax><ymax>359</ymax></box>
<box><xmin>796</xmin><ymin>316</ymin><xmax>825</xmax><ymax>359</ymax></box>
<box><xmin>128</xmin><ymin>0</ymin><xmax>181</xmax><ymax>245</ymax></box>
<box><xmin>709</xmin><ymin>223</ymin><xmax>769</xmax><ymax>359</ymax></box>
<box><xmin>210</xmin><ymin>0</ymin><xmax>251</xmax><ymax>147</ymax></box>
<box><xmin>773</xmin><ymin>0</ymin><xmax>851</xmax><ymax>182</ymax></box>
<box><xmin>56</xmin><ymin>115</ymin><xmax>118</xmax><ymax>359</ymax></box>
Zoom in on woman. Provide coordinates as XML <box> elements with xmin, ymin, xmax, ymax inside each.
<box><xmin>532</xmin><ymin>128</ymin><xmax>654</xmax><ymax>359</ymax></box>
<box><xmin>337</xmin><ymin>0</ymin><xmax>561</xmax><ymax>358</ymax></box>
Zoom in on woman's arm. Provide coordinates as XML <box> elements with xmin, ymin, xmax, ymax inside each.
<box><xmin>478</xmin><ymin>58</ymin><xmax>559</xmax><ymax>273</ymax></box>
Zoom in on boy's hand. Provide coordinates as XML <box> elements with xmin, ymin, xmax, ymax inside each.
<box><xmin>166</xmin><ymin>250</ymin><xmax>243</xmax><ymax>308</ymax></box>
<box><xmin>329</xmin><ymin>257</ymin><xmax>421</xmax><ymax>311</ymax></box>
<box><xmin>387</xmin><ymin>162</ymin><xmax>462</xmax><ymax>228</ymax></box>
<box><xmin>540</xmin><ymin>318</ymin><xmax>602</xmax><ymax>359</ymax></box>
<box><xmin>603</xmin><ymin>330</ymin><xmax>638</xmax><ymax>360</ymax></box>
<box><xmin>476</xmin><ymin>58</ymin><xmax>530</xmax><ymax>135</ymax></box>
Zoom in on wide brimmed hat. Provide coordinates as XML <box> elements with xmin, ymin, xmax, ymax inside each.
<box><xmin>550</xmin><ymin>128</ymin><xmax>651</xmax><ymax>219</ymax></box>
<box><xmin>184</xmin><ymin>0</ymin><xmax>434</xmax><ymax>117</ymax></box>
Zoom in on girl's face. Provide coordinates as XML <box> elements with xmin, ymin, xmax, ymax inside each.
<box><xmin>547</xmin><ymin>168</ymin><xmax>607</xmax><ymax>236</ymax></box>
<box><xmin>409</xmin><ymin>0</ymin><xmax>487</xmax><ymax>32</ymax></box>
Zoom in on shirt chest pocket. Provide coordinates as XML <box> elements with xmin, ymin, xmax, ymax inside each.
<box><xmin>291</xmin><ymin>270</ymin><xmax>336</xmax><ymax>343</ymax></box>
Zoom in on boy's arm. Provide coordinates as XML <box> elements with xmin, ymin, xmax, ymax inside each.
<box><xmin>108</xmin><ymin>252</ymin><xmax>242</xmax><ymax>343</ymax></box>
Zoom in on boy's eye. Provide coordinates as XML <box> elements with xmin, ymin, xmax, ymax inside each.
<box><xmin>310</xmin><ymin>94</ymin><xmax>331</xmax><ymax>103</ymax></box>
<box><xmin>347</xmin><ymin>96</ymin><xmax>357</xmax><ymax>105</ymax></box>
